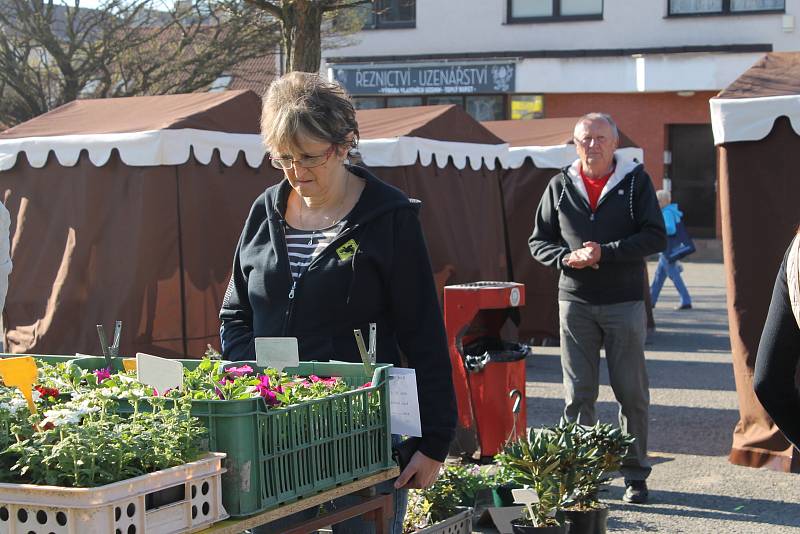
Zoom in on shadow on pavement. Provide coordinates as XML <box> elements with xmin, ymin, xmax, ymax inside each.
<box><xmin>526</xmin><ymin>397</ymin><xmax>739</xmax><ymax>456</ymax></box>
<box><xmin>527</xmin><ymin>353</ymin><xmax>736</xmax><ymax>391</ymax></box>
<box><xmin>604</xmin><ymin>486</ymin><xmax>800</xmax><ymax>529</ymax></box>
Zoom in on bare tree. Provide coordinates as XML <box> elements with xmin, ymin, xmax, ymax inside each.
<box><xmin>0</xmin><ymin>0</ymin><xmax>281</xmax><ymax>127</ymax></box>
<box><xmin>243</xmin><ymin>0</ymin><xmax>371</xmax><ymax>73</ymax></box>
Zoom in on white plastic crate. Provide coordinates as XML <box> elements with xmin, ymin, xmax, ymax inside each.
<box><xmin>416</xmin><ymin>507</ymin><xmax>473</xmax><ymax>534</ymax></box>
<box><xmin>0</xmin><ymin>452</ymin><xmax>227</xmax><ymax>534</ymax></box>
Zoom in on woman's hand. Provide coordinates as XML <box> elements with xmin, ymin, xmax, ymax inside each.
<box><xmin>394</xmin><ymin>451</ymin><xmax>442</xmax><ymax>489</ymax></box>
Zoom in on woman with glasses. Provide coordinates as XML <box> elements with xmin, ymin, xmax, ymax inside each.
<box><xmin>219</xmin><ymin>72</ymin><xmax>456</xmax><ymax>534</ymax></box>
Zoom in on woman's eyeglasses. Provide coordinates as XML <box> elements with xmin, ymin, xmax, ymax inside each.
<box><xmin>270</xmin><ymin>145</ymin><xmax>335</xmax><ymax>170</ymax></box>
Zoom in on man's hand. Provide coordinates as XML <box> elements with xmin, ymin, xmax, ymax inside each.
<box><xmin>563</xmin><ymin>241</ymin><xmax>601</xmax><ymax>269</ymax></box>
<box><xmin>394</xmin><ymin>451</ymin><xmax>442</xmax><ymax>489</ymax></box>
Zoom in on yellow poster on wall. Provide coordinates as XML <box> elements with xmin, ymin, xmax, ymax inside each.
<box><xmin>511</xmin><ymin>95</ymin><xmax>544</xmax><ymax>120</ymax></box>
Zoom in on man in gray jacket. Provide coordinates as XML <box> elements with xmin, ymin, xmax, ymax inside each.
<box><xmin>529</xmin><ymin>113</ymin><xmax>666</xmax><ymax>504</ymax></box>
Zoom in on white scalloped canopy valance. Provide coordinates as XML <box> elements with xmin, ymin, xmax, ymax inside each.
<box><xmin>710</xmin><ymin>95</ymin><xmax>800</xmax><ymax>145</ymax></box>
<box><xmin>0</xmin><ymin>129</ymin><xmax>643</xmax><ymax>171</ymax></box>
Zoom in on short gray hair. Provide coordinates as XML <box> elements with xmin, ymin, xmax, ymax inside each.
<box><xmin>575</xmin><ymin>112</ymin><xmax>619</xmax><ymax>142</ymax></box>
<box><xmin>261</xmin><ymin>72</ymin><xmax>359</xmax><ymax>156</ymax></box>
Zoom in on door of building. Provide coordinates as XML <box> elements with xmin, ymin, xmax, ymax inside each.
<box><xmin>668</xmin><ymin>124</ymin><xmax>717</xmax><ymax>238</ymax></box>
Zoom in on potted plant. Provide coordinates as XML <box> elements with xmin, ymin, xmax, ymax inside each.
<box><xmin>554</xmin><ymin>420</ymin><xmax>635</xmax><ymax>534</ymax></box>
<box><xmin>402</xmin><ymin>464</ymin><xmax>485</xmax><ymax>533</ymax></box>
<box><xmin>494</xmin><ymin>428</ymin><xmax>570</xmax><ymax>534</ymax></box>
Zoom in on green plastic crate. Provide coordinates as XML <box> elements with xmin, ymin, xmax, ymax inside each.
<box><xmin>70</xmin><ymin>357</ymin><xmax>393</xmax><ymax>517</ymax></box>
<box><xmin>68</xmin><ymin>355</ymin><xmax>209</xmax><ymax>372</ymax></box>
<box><xmin>0</xmin><ymin>353</ymin><xmax>79</xmax><ymax>364</ymax></box>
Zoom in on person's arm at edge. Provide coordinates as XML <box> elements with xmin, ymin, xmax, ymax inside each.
<box><xmin>754</xmin><ymin>248</ymin><xmax>800</xmax><ymax>449</ymax></box>
<box><xmin>219</xmin><ymin>201</ymin><xmax>262</xmax><ymax>361</ymax></box>
<box><xmin>388</xmin><ymin>208</ymin><xmax>456</xmax><ymax>487</ymax></box>
<box><xmin>529</xmin><ymin>177</ymin><xmax>571</xmax><ymax>269</ymax></box>
<box><xmin>0</xmin><ymin>202</ymin><xmax>12</xmax><ymax>315</ymax></box>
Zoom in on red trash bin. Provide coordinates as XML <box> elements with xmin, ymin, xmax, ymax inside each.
<box><xmin>444</xmin><ymin>281</ymin><xmax>528</xmax><ymax>460</ymax></box>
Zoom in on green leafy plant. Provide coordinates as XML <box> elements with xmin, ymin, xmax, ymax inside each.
<box><xmin>5</xmin><ymin>393</ymin><xmax>206</xmax><ymax>487</ymax></box>
<box><xmin>553</xmin><ymin>420</ymin><xmax>634</xmax><ymax>510</ymax></box>
<box><xmin>494</xmin><ymin>427</ymin><xmax>568</xmax><ymax>528</ymax></box>
<box><xmin>403</xmin><ymin>464</ymin><xmax>491</xmax><ymax>533</ymax></box>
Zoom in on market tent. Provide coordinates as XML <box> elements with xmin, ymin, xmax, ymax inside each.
<box><xmin>0</xmin><ymin>91</ymin><xmax>281</xmax><ymax>358</ymax></box>
<box><xmin>710</xmin><ymin>52</ymin><xmax>800</xmax><ymax>472</ymax></box>
<box><xmin>484</xmin><ymin>118</ymin><xmax>644</xmax><ymax>342</ymax></box>
<box><xmin>356</xmin><ymin>105</ymin><xmax>511</xmax><ymax>297</ymax></box>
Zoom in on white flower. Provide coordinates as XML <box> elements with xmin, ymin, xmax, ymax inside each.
<box><xmin>0</xmin><ymin>397</ymin><xmax>28</xmax><ymax>415</ymax></box>
<box><xmin>31</xmin><ymin>390</ymin><xmax>41</xmax><ymax>402</ymax></box>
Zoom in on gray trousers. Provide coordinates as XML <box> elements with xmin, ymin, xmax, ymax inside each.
<box><xmin>558</xmin><ymin>300</ymin><xmax>652</xmax><ymax>481</ymax></box>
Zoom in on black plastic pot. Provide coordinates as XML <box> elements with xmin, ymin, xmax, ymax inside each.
<box><xmin>563</xmin><ymin>506</ymin><xmax>609</xmax><ymax>534</ymax></box>
<box><xmin>510</xmin><ymin>518</ymin><xmax>568</xmax><ymax>534</ymax></box>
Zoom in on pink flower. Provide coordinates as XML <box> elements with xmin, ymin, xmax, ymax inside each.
<box><xmin>214</xmin><ymin>387</ymin><xmax>225</xmax><ymax>400</ymax></box>
<box><xmin>219</xmin><ymin>376</ymin><xmax>235</xmax><ymax>385</ymax></box>
<box><xmin>226</xmin><ymin>365</ymin><xmax>253</xmax><ymax>378</ymax></box>
<box><xmin>309</xmin><ymin>375</ymin><xmax>321</xmax><ymax>383</ymax></box>
<box><xmin>321</xmin><ymin>377</ymin><xmax>338</xmax><ymax>386</ymax></box>
<box><xmin>360</xmin><ymin>382</ymin><xmax>372</xmax><ymax>389</ymax></box>
<box><xmin>94</xmin><ymin>368</ymin><xmax>111</xmax><ymax>383</ymax></box>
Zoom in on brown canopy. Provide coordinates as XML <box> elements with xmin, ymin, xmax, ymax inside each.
<box><xmin>0</xmin><ymin>91</ymin><xmax>282</xmax><ymax>358</ymax></box>
<box><xmin>484</xmin><ymin>118</ymin><xmax>647</xmax><ymax>342</ymax></box>
<box><xmin>716</xmin><ymin>52</ymin><xmax>800</xmax><ymax>100</ymax></box>
<box><xmin>0</xmin><ymin>98</ymin><xmax>512</xmax><ymax>358</ymax></box>
<box><xmin>0</xmin><ymin>91</ymin><xmax>262</xmax><ymax>138</ymax></box>
<box><xmin>356</xmin><ymin>105</ymin><xmax>510</xmax><ymax>299</ymax></box>
<box><xmin>358</xmin><ymin>105</ymin><xmax>504</xmax><ymax>145</ymax></box>
<box><xmin>483</xmin><ymin>117</ymin><xmax>637</xmax><ymax>148</ymax></box>
<box><xmin>714</xmin><ymin>52</ymin><xmax>800</xmax><ymax>472</ymax></box>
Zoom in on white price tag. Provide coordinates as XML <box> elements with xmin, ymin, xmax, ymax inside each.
<box><xmin>255</xmin><ymin>337</ymin><xmax>299</xmax><ymax>371</ymax></box>
<box><xmin>388</xmin><ymin>368</ymin><xmax>422</xmax><ymax>437</ymax></box>
<box><xmin>136</xmin><ymin>353</ymin><xmax>183</xmax><ymax>395</ymax></box>
<box><xmin>512</xmin><ymin>488</ymin><xmax>540</xmax><ymax>527</ymax></box>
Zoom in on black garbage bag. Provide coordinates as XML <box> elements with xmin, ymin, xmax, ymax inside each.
<box><xmin>463</xmin><ymin>337</ymin><xmax>530</xmax><ymax>371</ymax></box>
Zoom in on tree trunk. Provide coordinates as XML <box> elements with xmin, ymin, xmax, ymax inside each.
<box><xmin>284</xmin><ymin>0</ymin><xmax>323</xmax><ymax>73</ymax></box>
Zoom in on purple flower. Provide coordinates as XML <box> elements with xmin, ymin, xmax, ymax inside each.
<box><xmin>262</xmin><ymin>389</ymin><xmax>279</xmax><ymax>406</ymax></box>
<box><xmin>94</xmin><ymin>368</ymin><xmax>111</xmax><ymax>383</ymax></box>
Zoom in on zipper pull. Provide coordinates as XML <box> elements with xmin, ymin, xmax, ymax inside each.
<box><xmin>288</xmin><ymin>280</ymin><xmax>296</xmax><ymax>300</ymax></box>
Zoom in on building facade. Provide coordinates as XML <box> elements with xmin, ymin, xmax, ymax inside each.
<box><xmin>323</xmin><ymin>0</ymin><xmax>797</xmax><ymax>238</ymax></box>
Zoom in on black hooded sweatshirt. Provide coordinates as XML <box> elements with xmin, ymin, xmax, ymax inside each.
<box><xmin>219</xmin><ymin>165</ymin><xmax>457</xmax><ymax>461</ymax></box>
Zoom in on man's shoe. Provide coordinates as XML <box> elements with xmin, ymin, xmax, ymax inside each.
<box><xmin>674</xmin><ymin>303</ymin><xmax>692</xmax><ymax>310</ymax></box>
<box><xmin>623</xmin><ymin>480</ymin><xmax>649</xmax><ymax>504</ymax></box>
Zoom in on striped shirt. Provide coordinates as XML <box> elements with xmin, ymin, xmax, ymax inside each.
<box><xmin>284</xmin><ymin>222</ymin><xmax>346</xmax><ymax>280</ymax></box>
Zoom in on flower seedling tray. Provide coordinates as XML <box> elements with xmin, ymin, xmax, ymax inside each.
<box><xmin>0</xmin><ymin>452</ymin><xmax>227</xmax><ymax>534</ymax></box>
<box><xmin>70</xmin><ymin>358</ymin><xmax>394</xmax><ymax>518</ymax></box>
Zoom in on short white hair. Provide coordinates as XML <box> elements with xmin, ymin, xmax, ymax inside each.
<box><xmin>575</xmin><ymin>112</ymin><xmax>619</xmax><ymax>142</ymax></box>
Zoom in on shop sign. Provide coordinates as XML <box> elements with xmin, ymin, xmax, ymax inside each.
<box><xmin>332</xmin><ymin>62</ymin><xmax>516</xmax><ymax>95</ymax></box>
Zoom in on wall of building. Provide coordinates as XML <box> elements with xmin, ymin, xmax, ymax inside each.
<box><xmin>330</xmin><ymin>0</ymin><xmax>798</xmax><ymax>57</ymax></box>
<box><xmin>543</xmin><ymin>91</ymin><xmax>717</xmax><ymax>187</ymax></box>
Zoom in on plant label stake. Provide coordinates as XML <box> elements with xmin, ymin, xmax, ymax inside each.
<box><xmin>136</xmin><ymin>353</ymin><xmax>183</xmax><ymax>395</ymax></box>
<box><xmin>255</xmin><ymin>338</ymin><xmax>299</xmax><ymax>372</ymax></box>
<box><xmin>512</xmin><ymin>488</ymin><xmax>540</xmax><ymax>527</ymax></box>
<box><xmin>96</xmin><ymin>320</ymin><xmax>122</xmax><ymax>370</ymax></box>
<box><xmin>0</xmin><ymin>356</ymin><xmax>38</xmax><ymax>414</ymax></box>
<box><xmin>353</xmin><ymin>323</ymin><xmax>376</xmax><ymax>377</ymax></box>
<box><xmin>122</xmin><ymin>359</ymin><xmax>137</xmax><ymax>372</ymax></box>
